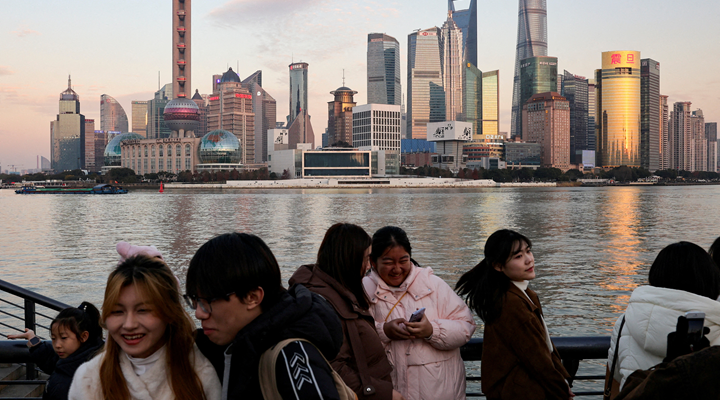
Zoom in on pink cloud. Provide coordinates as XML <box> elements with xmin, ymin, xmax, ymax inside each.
<box><xmin>11</xmin><ymin>29</ymin><xmax>40</xmax><ymax>38</ymax></box>
<box><xmin>0</xmin><ymin>66</ymin><xmax>14</xmax><ymax>76</ymax></box>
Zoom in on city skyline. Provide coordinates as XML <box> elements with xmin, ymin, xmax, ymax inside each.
<box><xmin>1</xmin><ymin>0</ymin><xmax>719</xmax><ymax>170</ymax></box>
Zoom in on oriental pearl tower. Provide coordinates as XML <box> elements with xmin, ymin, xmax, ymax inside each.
<box><xmin>164</xmin><ymin>0</ymin><xmax>199</xmax><ymax>138</ymax></box>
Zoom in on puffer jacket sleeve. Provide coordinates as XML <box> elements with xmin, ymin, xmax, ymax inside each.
<box><xmin>28</xmin><ymin>341</ymin><xmax>59</xmax><ymax>374</ymax></box>
<box><xmin>424</xmin><ymin>276</ymin><xmax>476</xmax><ymax>351</ymax></box>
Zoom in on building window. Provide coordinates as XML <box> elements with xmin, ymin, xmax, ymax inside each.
<box><xmin>159</xmin><ymin>145</ymin><xmax>164</xmax><ymax>157</ymax></box>
<box><xmin>151</xmin><ymin>145</ymin><xmax>155</xmax><ymax>157</ymax></box>
<box><xmin>151</xmin><ymin>159</ymin><xmax>155</xmax><ymax>173</ymax></box>
<box><xmin>143</xmin><ymin>159</ymin><xmax>148</xmax><ymax>173</ymax></box>
<box><xmin>185</xmin><ymin>144</ymin><xmax>191</xmax><ymax>156</ymax></box>
<box><xmin>176</xmin><ymin>145</ymin><xmax>181</xmax><ymax>156</ymax></box>
<box><xmin>177</xmin><ymin>158</ymin><xmax>181</xmax><ymax>171</ymax></box>
<box><xmin>144</xmin><ymin>146</ymin><xmax>148</xmax><ymax>157</ymax></box>
<box><xmin>168</xmin><ymin>145</ymin><xmax>172</xmax><ymax>157</ymax></box>
<box><xmin>185</xmin><ymin>157</ymin><xmax>191</xmax><ymax>170</ymax></box>
<box><xmin>132</xmin><ymin>147</ymin><xmax>135</xmax><ymax>157</ymax></box>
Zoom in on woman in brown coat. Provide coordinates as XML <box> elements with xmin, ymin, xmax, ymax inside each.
<box><xmin>456</xmin><ymin>229</ymin><xmax>573</xmax><ymax>400</ymax></box>
<box><xmin>290</xmin><ymin>223</ymin><xmax>404</xmax><ymax>400</ymax></box>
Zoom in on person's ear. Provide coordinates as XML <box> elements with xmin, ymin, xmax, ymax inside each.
<box><xmin>243</xmin><ymin>287</ymin><xmax>265</xmax><ymax>311</ymax></box>
<box><xmin>80</xmin><ymin>331</ymin><xmax>89</xmax><ymax>343</ymax></box>
<box><xmin>493</xmin><ymin>262</ymin><xmax>503</xmax><ymax>273</ymax></box>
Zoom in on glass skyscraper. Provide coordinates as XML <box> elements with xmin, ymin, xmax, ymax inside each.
<box><xmin>131</xmin><ymin>101</ymin><xmax>148</xmax><ymax>137</ymax></box>
<box><xmin>482</xmin><ymin>71</ymin><xmax>500</xmax><ymax>137</ymax></box>
<box><xmin>441</xmin><ymin>13</ymin><xmax>464</xmax><ymax>121</ymax></box>
<box><xmin>597</xmin><ymin>51</ymin><xmax>641</xmax><ymax>168</ymax></box>
<box><xmin>641</xmin><ymin>59</ymin><xmax>660</xmax><ymax>171</ymax></box>
<box><xmin>407</xmin><ymin>27</ymin><xmax>445</xmax><ymax>139</ymax></box>
<box><xmin>100</xmin><ymin>94</ymin><xmax>129</xmax><ymax>132</ymax></box>
<box><xmin>448</xmin><ymin>0</ymin><xmax>477</xmax><ymax>66</ymax></box>
<box><xmin>51</xmin><ymin>76</ymin><xmax>86</xmax><ymax>171</ymax></box>
<box><xmin>367</xmin><ymin>33</ymin><xmax>401</xmax><ymax>105</ymax></box>
<box><xmin>561</xmin><ymin>70</ymin><xmax>589</xmax><ymax>164</ymax></box>
<box><xmin>463</xmin><ymin>63</ymin><xmax>482</xmax><ymax>137</ymax></box>
<box><xmin>288</xmin><ymin>62</ymin><xmax>309</xmax><ymax>126</ymax></box>
<box><xmin>518</xmin><ymin>56</ymin><xmax>557</xmax><ymax>139</ymax></box>
<box><xmin>511</xmin><ymin>0</ymin><xmax>548</xmax><ymax>138</ymax></box>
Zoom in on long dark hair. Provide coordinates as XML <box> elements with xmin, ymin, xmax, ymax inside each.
<box><xmin>456</xmin><ymin>229</ymin><xmax>532</xmax><ymax>324</ymax></box>
<box><xmin>316</xmin><ymin>223</ymin><xmax>372</xmax><ymax>309</ymax></box>
<box><xmin>50</xmin><ymin>301</ymin><xmax>102</xmax><ymax>344</ymax></box>
<box><xmin>649</xmin><ymin>241</ymin><xmax>720</xmax><ymax>300</ymax></box>
<box><xmin>710</xmin><ymin>237</ymin><xmax>720</xmax><ymax>270</ymax></box>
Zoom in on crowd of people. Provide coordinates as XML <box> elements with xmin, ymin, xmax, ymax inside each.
<box><xmin>6</xmin><ymin>228</ymin><xmax>720</xmax><ymax>400</ymax></box>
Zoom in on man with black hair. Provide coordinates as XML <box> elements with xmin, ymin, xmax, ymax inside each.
<box><xmin>185</xmin><ymin>232</ymin><xmax>345</xmax><ymax>400</ymax></box>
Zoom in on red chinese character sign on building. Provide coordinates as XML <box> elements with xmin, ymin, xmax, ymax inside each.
<box><xmin>626</xmin><ymin>53</ymin><xmax>635</xmax><ymax>64</ymax></box>
<box><xmin>611</xmin><ymin>54</ymin><xmax>621</xmax><ymax>65</ymax></box>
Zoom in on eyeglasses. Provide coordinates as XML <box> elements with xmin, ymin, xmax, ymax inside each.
<box><xmin>183</xmin><ymin>292</ymin><xmax>235</xmax><ymax>314</ymax></box>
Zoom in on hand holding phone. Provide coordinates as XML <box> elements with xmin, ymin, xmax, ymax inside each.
<box><xmin>408</xmin><ymin>308</ymin><xmax>426</xmax><ymax>323</ymax></box>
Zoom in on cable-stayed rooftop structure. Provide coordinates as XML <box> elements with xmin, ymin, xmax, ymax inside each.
<box><xmin>510</xmin><ymin>0</ymin><xmax>548</xmax><ymax>138</ymax></box>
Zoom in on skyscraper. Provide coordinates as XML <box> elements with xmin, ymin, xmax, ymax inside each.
<box><xmin>367</xmin><ymin>33</ymin><xmax>401</xmax><ymax>105</ymax></box>
<box><xmin>690</xmin><ymin>109</ymin><xmax>706</xmax><ymax>171</ymax></box>
<box><xmin>207</xmin><ymin>68</ymin><xmax>255</xmax><ymax>164</ymax></box>
<box><xmin>463</xmin><ymin>63</ymin><xmax>482</xmax><ymax>137</ymax></box>
<box><xmin>131</xmin><ymin>100</ymin><xmax>148</xmax><ymax>137</ymax></box>
<box><xmin>448</xmin><ymin>0</ymin><xmax>477</xmax><ymax>66</ymax></box>
<box><xmin>191</xmin><ymin>90</ymin><xmax>208</xmax><ymax>138</ymax></box>
<box><xmin>596</xmin><ymin>51</ymin><xmax>641</xmax><ymax>168</ymax></box>
<box><xmin>659</xmin><ymin>95</ymin><xmax>669</xmax><ymax>170</ymax></box>
<box><xmin>561</xmin><ymin>70</ymin><xmax>589</xmax><ymax>164</ymax></box>
<box><xmin>146</xmin><ymin>84</ymin><xmax>173</xmax><ymax>139</ymax></box>
<box><xmin>441</xmin><ymin>12</ymin><xmax>464</xmax><ymax>121</ymax></box>
<box><xmin>172</xmin><ymin>0</ymin><xmax>191</xmax><ymax>98</ymax></box>
<box><xmin>481</xmin><ymin>71</ymin><xmax>500</xmax><ymax>137</ymax></box>
<box><xmin>242</xmin><ymin>71</ymin><xmax>277</xmax><ymax>162</ymax></box>
<box><xmin>523</xmin><ymin>92</ymin><xmax>570</xmax><ymax>169</ymax></box>
<box><xmin>288</xmin><ymin>62</ymin><xmax>309</xmax><ymax>126</ymax></box>
<box><xmin>511</xmin><ymin>0</ymin><xmax>548</xmax><ymax>139</ymax></box>
<box><xmin>50</xmin><ymin>76</ymin><xmax>85</xmax><ymax>171</ymax></box>
<box><xmin>706</xmin><ymin>122</ymin><xmax>718</xmax><ymax>172</ymax></box>
<box><xmin>327</xmin><ymin>85</ymin><xmax>357</xmax><ymax>146</ymax></box>
<box><xmin>670</xmin><ymin>102</ymin><xmax>691</xmax><ymax>171</ymax></box>
<box><xmin>587</xmin><ymin>80</ymin><xmax>597</xmax><ymax>151</ymax></box>
<box><xmin>407</xmin><ymin>27</ymin><xmax>445</xmax><ymax>139</ymax></box>
<box><xmin>641</xmin><ymin>59</ymin><xmax>660</xmax><ymax>171</ymax></box>
<box><xmin>100</xmin><ymin>94</ymin><xmax>129</xmax><ymax>132</ymax></box>
<box><xmin>517</xmin><ymin>56</ymin><xmax>557</xmax><ymax>139</ymax></box>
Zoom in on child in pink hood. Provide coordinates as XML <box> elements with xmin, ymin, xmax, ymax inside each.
<box><xmin>362</xmin><ymin>226</ymin><xmax>476</xmax><ymax>400</ymax></box>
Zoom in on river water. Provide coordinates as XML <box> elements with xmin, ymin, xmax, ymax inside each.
<box><xmin>1</xmin><ymin>185</ymin><xmax>719</xmax><ymax>338</ymax></box>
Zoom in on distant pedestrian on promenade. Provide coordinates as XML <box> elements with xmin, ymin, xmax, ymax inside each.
<box><xmin>8</xmin><ymin>302</ymin><xmax>103</xmax><ymax>400</ymax></box>
<box><xmin>68</xmin><ymin>255</ymin><xmax>222</xmax><ymax>400</ymax></box>
<box><xmin>605</xmin><ymin>241</ymin><xmax>720</xmax><ymax>398</ymax></box>
<box><xmin>362</xmin><ymin>226</ymin><xmax>476</xmax><ymax>400</ymax></box>
<box><xmin>290</xmin><ymin>223</ymin><xmax>404</xmax><ymax>400</ymax></box>
<box><xmin>456</xmin><ymin>229</ymin><xmax>573</xmax><ymax>400</ymax></box>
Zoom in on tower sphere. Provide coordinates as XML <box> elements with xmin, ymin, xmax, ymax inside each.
<box><xmin>199</xmin><ymin>130</ymin><xmax>242</xmax><ymax>164</ymax></box>
<box><xmin>104</xmin><ymin>132</ymin><xmax>144</xmax><ymax>166</ymax></box>
<box><xmin>163</xmin><ymin>97</ymin><xmax>200</xmax><ymax>132</ymax></box>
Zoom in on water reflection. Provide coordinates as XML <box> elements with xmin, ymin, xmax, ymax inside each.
<box><xmin>1</xmin><ymin>186</ymin><xmax>719</xmax><ymax>337</ymax></box>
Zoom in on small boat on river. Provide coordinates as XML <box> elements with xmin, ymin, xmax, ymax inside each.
<box><xmin>15</xmin><ymin>184</ymin><xmax>128</xmax><ymax>195</ymax></box>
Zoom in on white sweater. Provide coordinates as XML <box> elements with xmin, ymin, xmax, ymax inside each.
<box><xmin>607</xmin><ymin>285</ymin><xmax>720</xmax><ymax>389</ymax></box>
<box><xmin>68</xmin><ymin>344</ymin><xmax>221</xmax><ymax>400</ymax></box>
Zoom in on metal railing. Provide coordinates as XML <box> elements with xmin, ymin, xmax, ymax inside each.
<box><xmin>0</xmin><ymin>278</ymin><xmax>612</xmax><ymax>399</ymax></box>
<box><xmin>0</xmin><ymin>277</ymin><xmax>70</xmax><ymax>398</ymax></box>
<box><xmin>460</xmin><ymin>336</ymin><xmax>611</xmax><ymax>397</ymax></box>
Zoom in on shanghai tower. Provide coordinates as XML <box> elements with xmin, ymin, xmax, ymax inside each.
<box><xmin>510</xmin><ymin>0</ymin><xmax>548</xmax><ymax>138</ymax></box>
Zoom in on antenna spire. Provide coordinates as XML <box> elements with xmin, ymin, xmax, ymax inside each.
<box><xmin>342</xmin><ymin>69</ymin><xmax>345</xmax><ymax>86</ymax></box>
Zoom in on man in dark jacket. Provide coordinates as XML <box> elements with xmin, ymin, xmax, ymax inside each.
<box><xmin>185</xmin><ymin>232</ymin><xmax>345</xmax><ymax>400</ymax></box>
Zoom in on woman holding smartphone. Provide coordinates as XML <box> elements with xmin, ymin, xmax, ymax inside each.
<box><xmin>362</xmin><ymin>226</ymin><xmax>476</xmax><ymax>400</ymax></box>
<box><xmin>455</xmin><ymin>229</ymin><xmax>572</xmax><ymax>400</ymax></box>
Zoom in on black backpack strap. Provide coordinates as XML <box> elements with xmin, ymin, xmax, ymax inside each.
<box><xmin>605</xmin><ymin>316</ymin><xmax>626</xmax><ymax>399</ymax></box>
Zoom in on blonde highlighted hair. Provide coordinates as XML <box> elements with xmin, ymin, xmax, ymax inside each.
<box><xmin>100</xmin><ymin>255</ymin><xmax>206</xmax><ymax>400</ymax></box>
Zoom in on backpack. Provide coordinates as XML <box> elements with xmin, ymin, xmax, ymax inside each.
<box><xmin>258</xmin><ymin>338</ymin><xmax>358</xmax><ymax>400</ymax></box>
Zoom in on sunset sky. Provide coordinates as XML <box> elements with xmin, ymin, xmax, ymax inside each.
<box><xmin>1</xmin><ymin>0</ymin><xmax>718</xmax><ymax>171</ymax></box>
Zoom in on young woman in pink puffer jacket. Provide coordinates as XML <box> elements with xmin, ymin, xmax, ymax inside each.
<box><xmin>362</xmin><ymin>226</ymin><xmax>476</xmax><ymax>400</ymax></box>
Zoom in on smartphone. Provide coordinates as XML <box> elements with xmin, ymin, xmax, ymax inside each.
<box><xmin>685</xmin><ymin>311</ymin><xmax>705</xmax><ymax>342</ymax></box>
<box><xmin>409</xmin><ymin>308</ymin><xmax>426</xmax><ymax>323</ymax></box>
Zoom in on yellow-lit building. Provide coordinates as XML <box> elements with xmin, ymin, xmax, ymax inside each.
<box><xmin>596</xmin><ymin>51</ymin><xmax>641</xmax><ymax>167</ymax></box>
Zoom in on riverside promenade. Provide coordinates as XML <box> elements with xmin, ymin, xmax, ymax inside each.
<box><xmin>164</xmin><ymin>177</ymin><xmax>557</xmax><ymax>189</ymax></box>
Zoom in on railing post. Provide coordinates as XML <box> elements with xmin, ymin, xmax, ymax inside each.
<box><xmin>24</xmin><ymin>299</ymin><xmax>36</xmax><ymax>380</ymax></box>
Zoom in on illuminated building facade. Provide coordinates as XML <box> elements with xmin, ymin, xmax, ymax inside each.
<box><xmin>561</xmin><ymin>70</ymin><xmax>589</xmax><ymax>164</ymax></box>
<box><xmin>448</xmin><ymin>0</ymin><xmax>477</xmax><ymax>66</ymax></box>
<box><xmin>482</xmin><ymin>70</ymin><xmax>500</xmax><ymax>136</ymax></box>
<box><xmin>288</xmin><ymin>62</ymin><xmax>309</xmax><ymax>125</ymax></box>
<box><xmin>172</xmin><ymin>0</ymin><xmax>191</xmax><ymax>98</ymax></box>
<box><xmin>407</xmin><ymin>27</ymin><xmax>445</xmax><ymax>139</ymax></box>
<box><xmin>596</xmin><ymin>51</ymin><xmax>641</xmax><ymax>168</ymax></box>
<box><xmin>367</xmin><ymin>33</ymin><xmax>401</xmax><ymax>105</ymax></box>
<box><xmin>523</xmin><ymin>92</ymin><xmax>570</xmax><ymax>169</ymax></box>
<box><xmin>100</xmin><ymin>94</ymin><xmax>129</xmax><ymax>132</ymax></box>
<box><xmin>51</xmin><ymin>76</ymin><xmax>86</xmax><ymax>171</ymax></box>
<box><xmin>441</xmin><ymin>12</ymin><xmax>464</xmax><ymax>121</ymax></box>
<box><xmin>511</xmin><ymin>0</ymin><xmax>548</xmax><ymax>138</ymax></box>
<box><xmin>641</xmin><ymin>59</ymin><xmax>660</xmax><ymax>171</ymax></box>
<box><xmin>517</xmin><ymin>56</ymin><xmax>557</xmax><ymax>139</ymax></box>
<box><xmin>207</xmin><ymin>68</ymin><xmax>255</xmax><ymax>164</ymax></box>
<box><xmin>327</xmin><ymin>86</ymin><xmax>357</xmax><ymax>146</ymax></box>
<box><xmin>131</xmin><ymin>101</ymin><xmax>148</xmax><ymax>137</ymax></box>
